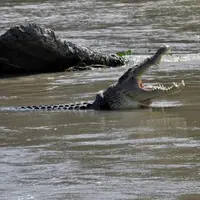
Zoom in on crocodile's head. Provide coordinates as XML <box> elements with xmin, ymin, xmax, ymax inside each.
<box><xmin>93</xmin><ymin>45</ymin><xmax>185</xmax><ymax>109</ymax></box>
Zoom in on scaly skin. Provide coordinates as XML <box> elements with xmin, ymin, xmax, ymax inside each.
<box><xmin>94</xmin><ymin>45</ymin><xmax>185</xmax><ymax>109</ymax></box>
<box><xmin>6</xmin><ymin>45</ymin><xmax>185</xmax><ymax>111</ymax></box>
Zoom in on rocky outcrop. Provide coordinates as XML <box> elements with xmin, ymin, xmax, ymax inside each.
<box><xmin>0</xmin><ymin>23</ymin><xmax>125</xmax><ymax>76</ymax></box>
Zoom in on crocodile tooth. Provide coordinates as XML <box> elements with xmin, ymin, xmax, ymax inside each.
<box><xmin>173</xmin><ymin>82</ymin><xmax>178</xmax><ymax>87</ymax></box>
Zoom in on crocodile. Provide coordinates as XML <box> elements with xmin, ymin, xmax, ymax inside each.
<box><xmin>3</xmin><ymin>45</ymin><xmax>185</xmax><ymax>111</ymax></box>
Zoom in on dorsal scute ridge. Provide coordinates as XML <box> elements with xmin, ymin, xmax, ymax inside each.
<box><xmin>19</xmin><ymin>101</ymin><xmax>94</xmax><ymax>110</ymax></box>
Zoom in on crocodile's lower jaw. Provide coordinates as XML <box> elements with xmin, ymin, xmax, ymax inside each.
<box><xmin>143</xmin><ymin>80</ymin><xmax>185</xmax><ymax>92</ymax></box>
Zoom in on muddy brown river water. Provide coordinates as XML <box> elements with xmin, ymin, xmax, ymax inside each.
<box><xmin>0</xmin><ymin>0</ymin><xmax>200</xmax><ymax>199</ymax></box>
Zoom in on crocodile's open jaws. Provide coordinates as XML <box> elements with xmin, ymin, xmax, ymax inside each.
<box><xmin>1</xmin><ymin>45</ymin><xmax>185</xmax><ymax>111</ymax></box>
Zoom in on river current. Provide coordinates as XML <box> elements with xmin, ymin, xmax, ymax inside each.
<box><xmin>0</xmin><ymin>0</ymin><xmax>200</xmax><ymax>200</ymax></box>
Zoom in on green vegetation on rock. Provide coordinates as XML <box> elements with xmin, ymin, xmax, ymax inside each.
<box><xmin>116</xmin><ymin>49</ymin><xmax>133</xmax><ymax>57</ymax></box>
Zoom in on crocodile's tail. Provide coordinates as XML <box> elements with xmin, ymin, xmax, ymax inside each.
<box><xmin>17</xmin><ymin>102</ymin><xmax>94</xmax><ymax>111</ymax></box>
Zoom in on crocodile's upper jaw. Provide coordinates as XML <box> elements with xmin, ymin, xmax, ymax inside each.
<box><xmin>101</xmin><ymin>45</ymin><xmax>185</xmax><ymax>109</ymax></box>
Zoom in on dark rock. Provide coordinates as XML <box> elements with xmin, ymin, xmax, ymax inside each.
<box><xmin>0</xmin><ymin>23</ymin><xmax>125</xmax><ymax>76</ymax></box>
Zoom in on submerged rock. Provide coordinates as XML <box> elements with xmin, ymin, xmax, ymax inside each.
<box><xmin>0</xmin><ymin>23</ymin><xmax>125</xmax><ymax>76</ymax></box>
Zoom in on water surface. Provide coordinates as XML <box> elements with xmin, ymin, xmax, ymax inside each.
<box><xmin>0</xmin><ymin>0</ymin><xmax>200</xmax><ymax>199</ymax></box>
